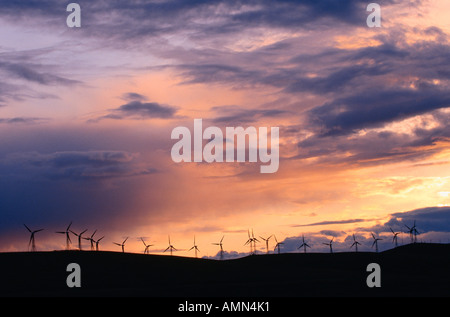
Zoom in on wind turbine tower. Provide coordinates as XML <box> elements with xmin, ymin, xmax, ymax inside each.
<box><xmin>189</xmin><ymin>235</ymin><xmax>200</xmax><ymax>258</ymax></box>
<box><xmin>56</xmin><ymin>221</ymin><xmax>72</xmax><ymax>250</ymax></box>
<box><xmin>350</xmin><ymin>234</ymin><xmax>361</xmax><ymax>252</ymax></box>
<box><xmin>298</xmin><ymin>234</ymin><xmax>311</xmax><ymax>253</ymax></box>
<box><xmin>371</xmin><ymin>233</ymin><xmax>382</xmax><ymax>253</ymax></box>
<box><xmin>24</xmin><ymin>224</ymin><xmax>44</xmax><ymax>252</ymax></box>
<box><xmin>260</xmin><ymin>235</ymin><xmax>273</xmax><ymax>254</ymax></box>
<box><xmin>212</xmin><ymin>236</ymin><xmax>224</xmax><ymax>260</ymax></box>
<box><xmin>113</xmin><ymin>237</ymin><xmax>128</xmax><ymax>253</ymax></box>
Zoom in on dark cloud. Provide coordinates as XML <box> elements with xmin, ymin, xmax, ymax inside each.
<box><xmin>0</xmin><ymin>117</ymin><xmax>49</xmax><ymax>124</ymax></box>
<box><xmin>308</xmin><ymin>88</ymin><xmax>450</xmax><ymax>137</ymax></box>
<box><xmin>0</xmin><ymin>0</ymin><xmax>385</xmax><ymax>40</ymax></box>
<box><xmin>120</xmin><ymin>92</ymin><xmax>148</xmax><ymax>102</ymax></box>
<box><xmin>292</xmin><ymin>218</ymin><xmax>376</xmax><ymax>227</ymax></box>
<box><xmin>364</xmin><ymin>206</ymin><xmax>450</xmax><ymax>234</ymax></box>
<box><xmin>3</xmin><ymin>150</ymin><xmax>155</xmax><ymax>181</ymax></box>
<box><xmin>210</xmin><ymin>105</ymin><xmax>288</xmax><ymax>125</ymax></box>
<box><xmin>92</xmin><ymin>101</ymin><xmax>178</xmax><ymax>122</ymax></box>
<box><xmin>0</xmin><ymin>61</ymin><xmax>80</xmax><ymax>86</ymax></box>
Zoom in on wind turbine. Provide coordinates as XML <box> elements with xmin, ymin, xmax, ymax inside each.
<box><xmin>189</xmin><ymin>235</ymin><xmax>200</xmax><ymax>258</ymax></box>
<box><xmin>244</xmin><ymin>229</ymin><xmax>254</xmax><ymax>254</ymax></box>
<box><xmin>297</xmin><ymin>234</ymin><xmax>311</xmax><ymax>253</ymax></box>
<box><xmin>24</xmin><ymin>224</ymin><xmax>44</xmax><ymax>252</ymax></box>
<box><xmin>113</xmin><ymin>237</ymin><xmax>128</xmax><ymax>253</ymax></box>
<box><xmin>164</xmin><ymin>235</ymin><xmax>177</xmax><ymax>256</ymax></box>
<box><xmin>390</xmin><ymin>227</ymin><xmax>400</xmax><ymax>247</ymax></box>
<box><xmin>323</xmin><ymin>237</ymin><xmax>333</xmax><ymax>253</ymax></box>
<box><xmin>250</xmin><ymin>229</ymin><xmax>259</xmax><ymax>254</ymax></box>
<box><xmin>371</xmin><ymin>233</ymin><xmax>382</xmax><ymax>253</ymax></box>
<box><xmin>350</xmin><ymin>234</ymin><xmax>361</xmax><ymax>252</ymax></box>
<box><xmin>405</xmin><ymin>222</ymin><xmax>414</xmax><ymax>243</ymax></box>
<box><xmin>273</xmin><ymin>235</ymin><xmax>284</xmax><ymax>254</ymax></box>
<box><xmin>140</xmin><ymin>237</ymin><xmax>153</xmax><ymax>254</ymax></box>
<box><xmin>260</xmin><ymin>235</ymin><xmax>273</xmax><ymax>254</ymax></box>
<box><xmin>56</xmin><ymin>221</ymin><xmax>72</xmax><ymax>250</ymax></box>
<box><xmin>70</xmin><ymin>229</ymin><xmax>88</xmax><ymax>250</ymax></box>
<box><xmin>83</xmin><ymin>229</ymin><xmax>97</xmax><ymax>251</ymax></box>
<box><xmin>244</xmin><ymin>229</ymin><xmax>259</xmax><ymax>254</ymax></box>
<box><xmin>405</xmin><ymin>221</ymin><xmax>419</xmax><ymax>243</ymax></box>
<box><xmin>212</xmin><ymin>235</ymin><xmax>224</xmax><ymax>260</ymax></box>
<box><xmin>95</xmin><ymin>236</ymin><xmax>104</xmax><ymax>251</ymax></box>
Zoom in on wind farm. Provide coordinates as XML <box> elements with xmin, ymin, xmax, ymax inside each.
<box><xmin>0</xmin><ymin>219</ymin><xmax>449</xmax><ymax>297</ymax></box>
<box><xmin>9</xmin><ymin>219</ymin><xmax>440</xmax><ymax>258</ymax></box>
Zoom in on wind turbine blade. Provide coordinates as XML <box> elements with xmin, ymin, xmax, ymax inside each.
<box><xmin>220</xmin><ymin>236</ymin><xmax>224</xmax><ymax>243</ymax></box>
<box><xmin>67</xmin><ymin>221</ymin><xmax>72</xmax><ymax>231</ymax></box>
<box><xmin>371</xmin><ymin>233</ymin><xmax>376</xmax><ymax>240</ymax></box>
<box><xmin>56</xmin><ymin>231</ymin><xmax>65</xmax><ymax>234</ymax></box>
<box><xmin>23</xmin><ymin>224</ymin><xmax>32</xmax><ymax>232</ymax></box>
<box><xmin>123</xmin><ymin>237</ymin><xmax>128</xmax><ymax>244</ymax></box>
<box><xmin>35</xmin><ymin>229</ymin><xmax>44</xmax><ymax>233</ymax></box>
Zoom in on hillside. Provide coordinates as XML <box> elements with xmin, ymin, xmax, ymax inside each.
<box><xmin>0</xmin><ymin>243</ymin><xmax>449</xmax><ymax>297</ymax></box>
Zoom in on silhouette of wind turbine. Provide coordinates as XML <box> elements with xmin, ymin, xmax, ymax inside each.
<box><xmin>260</xmin><ymin>235</ymin><xmax>273</xmax><ymax>254</ymax></box>
<box><xmin>390</xmin><ymin>227</ymin><xmax>400</xmax><ymax>247</ymax></box>
<box><xmin>70</xmin><ymin>229</ymin><xmax>88</xmax><ymax>250</ymax></box>
<box><xmin>189</xmin><ymin>235</ymin><xmax>200</xmax><ymax>258</ymax></box>
<box><xmin>56</xmin><ymin>221</ymin><xmax>72</xmax><ymax>250</ymax></box>
<box><xmin>140</xmin><ymin>237</ymin><xmax>153</xmax><ymax>254</ymax></box>
<box><xmin>113</xmin><ymin>237</ymin><xmax>128</xmax><ymax>253</ymax></box>
<box><xmin>350</xmin><ymin>234</ymin><xmax>361</xmax><ymax>252</ymax></box>
<box><xmin>405</xmin><ymin>220</ymin><xmax>420</xmax><ymax>243</ymax></box>
<box><xmin>323</xmin><ymin>237</ymin><xmax>334</xmax><ymax>253</ymax></box>
<box><xmin>95</xmin><ymin>236</ymin><xmax>104</xmax><ymax>251</ymax></box>
<box><xmin>371</xmin><ymin>233</ymin><xmax>382</xmax><ymax>253</ymax></box>
<box><xmin>83</xmin><ymin>229</ymin><xmax>97</xmax><ymax>251</ymax></box>
<box><xmin>164</xmin><ymin>235</ymin><xmax>177</xmax><ymax>256</ymax></box>
<box><xmin>24</xmin><ymin>224</ymin><xmax>44</xmax><ymax>252</ymax></box>
<box><xmin>297</xmin><ymin>234</ymin><xmax>311</xmax><ymax>253</ymax></box>
<box><xmin>273</xmin><ymin>235</ymin><xmax>284</xmax><ymax>254</ymax></box>
<box><xmin>212</xmin><ymin>236</ymin><xmax>224</xmax><ymax>260</ymax></box>
<box><xmin>244</xmin><ymin>229</ymin><xmax>254</xmax><ymax>254</ymax></box>
<box><xmin>244</xmin><ymin>229</ymin><xmax>259</xmax><ymax>254</ymax></box>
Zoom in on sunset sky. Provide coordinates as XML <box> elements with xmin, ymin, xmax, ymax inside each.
<box><xmin>1</xmin><ymin>0</ymin><xmax>450</xmax><ymax>257</ymax></box>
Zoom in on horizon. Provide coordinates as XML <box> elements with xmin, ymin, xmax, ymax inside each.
<box><xmin>1</xmin><ymin>1</ymin><xmax>450</xmax><ymax>261</ymax></box>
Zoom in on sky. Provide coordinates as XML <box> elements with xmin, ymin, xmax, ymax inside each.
<box><xmin>1</xmin><ymin>0</ymin><xmax>450</xmax><ymax>258</ymax></box>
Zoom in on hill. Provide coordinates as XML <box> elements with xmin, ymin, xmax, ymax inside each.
<box><xmin>0</xmin><ymin>243</ymin><xmax>449</xmax><ymax>297</ymax></box>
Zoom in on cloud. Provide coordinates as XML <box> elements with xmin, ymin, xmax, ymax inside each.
<box><xmin>91</xmin><ymin>101</ymin><xmax>178</xmax><ymax>122</ymax></box>
<box><xmin>4</xmin><ymin>150</ymin><xmax>156</xmax><ymax>181</ymax></box>
<box><xmin>210</xmin><ymin>105</ymin><xmax>288</xmax><ymax>125</ymax></box>
<box><xmin>0</xmin><ymin>117</ymin><xmax>50</xmax><ymax>124</ymax></box>
<box><xmin>308</xmin><ymin>88</ymin><xmax>450</xmax><ymax>137</ymax></box>
<box><xmin>364</xmin><ymin>206</ymin><xmax>450</xmax><ymax>234</ymax></box>
<box><xmin>292</xmin><ymin>218</ymin><xmax>376</xmax><ymax>227</ymax></box>
<box><xmin>120</xmin><ymin>92</ymin><xmax>148</xmax><ymax>102</ymax></box>
<box><xmin>0</xmin><ymin>61</ymin><xmax>80</xmax><ymax>86</ymax></box>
